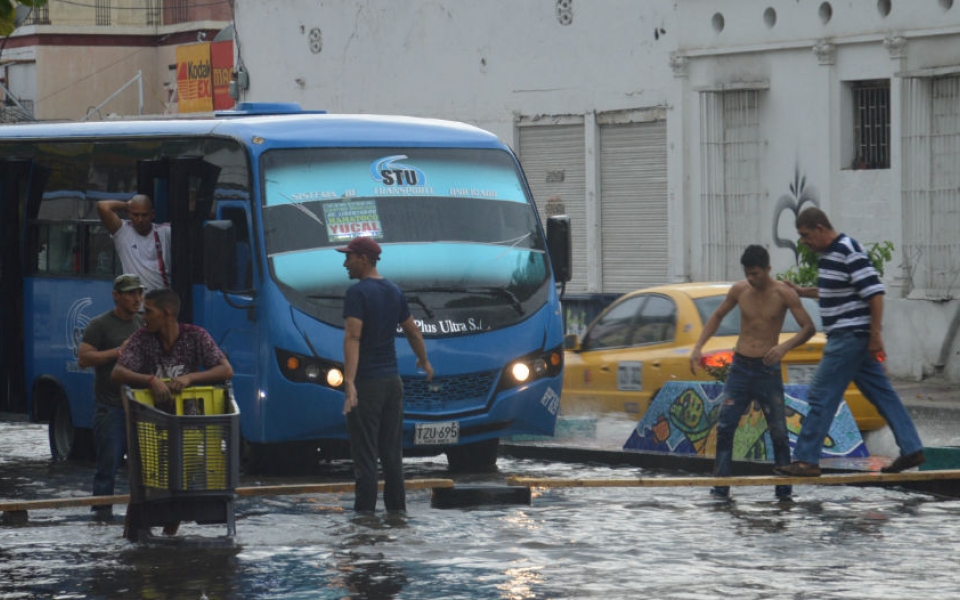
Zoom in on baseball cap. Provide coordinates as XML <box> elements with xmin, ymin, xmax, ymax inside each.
<box><xmin>114</xmin><ymin>274</ymin><xmax>146</xmax><ymax>292</ymax></box>
<box><xmin>335</xmin><ymin>236</ymin><xmax>382</xmax><ymax>260</ymax></box>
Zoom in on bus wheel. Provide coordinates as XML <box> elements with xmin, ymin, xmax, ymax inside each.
<box><xmin>48</xmin><ymin>397</ymin><xmax>75</xmax><ymax>462</ymax></box>
<box><xmin>445</xmin><ymin>438</ymin><xmax>499</xmax><ymax>473</ymax></box>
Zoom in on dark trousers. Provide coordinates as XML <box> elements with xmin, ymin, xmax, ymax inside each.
<box><xmin>714</xmin><ymin>354</ymin><xmax>792</xmax><ymax>498</ymax></box>
<box><xmin>346</xmin><ymin>376</ymin><xmax>406</xmax><ymax>512</ymax></box>
<box><xmin>93</xmin><ymin>403</ymin><xmax>127</xmax><ymax>499</ymax></box>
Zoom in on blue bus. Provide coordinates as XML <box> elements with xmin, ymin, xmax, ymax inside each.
<box><xmin>0</xmin><ymin>103</ymin><xmax>571</xmax><ymax>473</ymax></box>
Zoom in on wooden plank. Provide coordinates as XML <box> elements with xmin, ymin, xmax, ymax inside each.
<box><xmin>234</xmin><ymin>478</ymin><xmax>455</xmax><ymax>498</ymax></box>
<box><xmin>506</xmin><ymin>469</ymin><xmax>960</xmax><ymax>489</ymax></box>
<box><xmin>0</xmin><ymin>479</ymin><xmax>455</xmax><ymax>514</ymax></box>
<box><xmin>0</xmin><ymin>494</ymin><xmax>129</xmax><ymax>512</ymax></box>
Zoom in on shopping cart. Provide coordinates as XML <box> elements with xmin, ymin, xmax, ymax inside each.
<box><xmin>122</xmin><ymin>383</ymin><xmax>240</xmax><ymax>542</ymax></box>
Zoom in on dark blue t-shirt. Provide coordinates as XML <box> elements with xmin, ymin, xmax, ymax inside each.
<box><xmin>343</xmin><ymin>277</ymin><xmax>411</xmax><ymax>378</ymax></box>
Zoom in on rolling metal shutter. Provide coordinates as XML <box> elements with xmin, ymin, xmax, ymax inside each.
<box><xmin>518</xmin><ymin>124</ymin><xmax>588</xmax><ymax>292</ymax></box>
<box><xmin>598</xmin><ymin>119</ymin><xmax>668</xmax><ymax>292</ymax></box>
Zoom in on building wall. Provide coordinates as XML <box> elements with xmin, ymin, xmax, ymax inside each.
<box><xmin>675</xmin><ymin>1</ymin><xmax>960</xmax><ymax>379</ymax></box>
<box><xmin>35</xmin><ymin>43</ymin><xmax>162</xmax><ymax>118</ymax></box>
<box><xmin>233</xmin><ymin>0</ymin><xmax>960</xmax><ymax>381</ymax></box>
<box><xmin>232</xmin><ymin>1</ymin><xmax>676</xmax><ymax>140</ymax></box>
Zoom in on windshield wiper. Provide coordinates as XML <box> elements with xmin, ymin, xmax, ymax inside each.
<box><xmin>405</xmin><ymin>294</ymin><xmax>435</xmax><ymax>320</ymax></box>
<box><xmin>307</xmin><ymin>293</ymin><xmax>343</xmax><ymax>301</ymax></box>
<box><xmin>407</xmin><ymin>286</ymin><xmax>524</xmax><ymax>315</ymax></box>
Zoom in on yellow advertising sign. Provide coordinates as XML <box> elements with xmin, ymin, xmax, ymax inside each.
<box><xmin>176</xmin><ymin>43</ymin><xmax>214</xmax><ymax>113</ymax></box>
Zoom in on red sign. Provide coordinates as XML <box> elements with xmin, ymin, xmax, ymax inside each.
<box><xmin>211</xmin><ymin>41</ymin><xmax>235</xmax><ymax>111</ymax></box>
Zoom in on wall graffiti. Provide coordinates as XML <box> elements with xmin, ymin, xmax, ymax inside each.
<box><xmin>773</xmin><ymin>165</ymin><xmax>820</xmax><ymax>265</ymax></box>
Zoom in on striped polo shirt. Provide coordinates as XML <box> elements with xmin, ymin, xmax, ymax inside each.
<box><xmin>818</xmin><ymin>233</ymin><xmax>885</xmax><ymax>334</ymax></box>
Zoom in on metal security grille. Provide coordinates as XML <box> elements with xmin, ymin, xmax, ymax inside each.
<box><xmin>598</xmin><ymin>118</ymin><xmax>668</xmax><ymax>291</ymax></box>
<box><xmin>852</xmin><ymin>80</ymin><xmax>890</xmax><ymax>169</ymax></box>
<box><xmin>402</xmin><ymin>371</ymin><xmax>498</xmax><ymax>415</ymax></box>
<box><xmin>146</xmin><ymin>0</ymin><xmax>161</xmax><ymax>26</ymax></box>
<box><xmin>902</xmin><ymin>74</ymin><xmax>960</xmax><ymax>299</ymax></box>
<box><xmin>95</xmin><ymin>0</ymin><xmax>110</xmax><ymax>26</ymax></box>
<box><xmin>26</xmin><ymin>6</ymin><xmax>49</xmax><ymax>24</ymax></box>
<box><xmin>699</xmin><ymin>89</ymin><xmax>764</xmax><ymax>280</ymax></box>
<box><xmin>169</xmin><ymin>0</ymin><xmax>189</xmax><ymax>25</ymax></box>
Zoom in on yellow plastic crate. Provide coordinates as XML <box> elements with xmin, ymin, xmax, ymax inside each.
<box><xmin>129</xmin><ymin>385</ymin><xmax>227</xmax><ymax>416</ymax></box>
<box><xmin>124</xmin><ymin>385</ymin><xmax>238</xmax><ymax>494</ymax></box>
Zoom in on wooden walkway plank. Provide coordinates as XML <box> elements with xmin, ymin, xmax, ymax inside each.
<box><xmin>506</xmin><ymin>469</ymin><xmax>960</xmax><ymax>489</ymax></box>
<box><xmin>0</xmin><ymin>478</ymin><xmax>455</xmax><ymax>517</ymax></box>
<box><xmin>234</xmin><ymin>478</ymin><xmax>454</xmax><ymax>498</ymax></box>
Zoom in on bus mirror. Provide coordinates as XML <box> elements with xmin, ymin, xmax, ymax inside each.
<box><xmin>203</xmin><ymin>220</ymin><xmax>237</xmax><ymax>291</ymax></box>
<box><xmin>563</xmin><ymin>333</ymin><xmax>581</xmax><ymax>351</ymax></box>
<box><xmin>546</xmin><ymin>215</ymin><xmax>572</xmax><ymax>283</ymax></box>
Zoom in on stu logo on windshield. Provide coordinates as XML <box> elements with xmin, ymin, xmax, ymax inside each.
<box><xmin>371</xmin><ymin>155</ymin><xmax>426</xmax><ymax>186</ymax></box>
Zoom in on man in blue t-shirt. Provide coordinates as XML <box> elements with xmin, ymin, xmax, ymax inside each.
<box><xmin>775</xmin><ymin>207</ymin><xmax>924</xmax><ymax>477</ymax></box>
<box><xmin>338</xmin><ymin>236</ymin><xmax>433</xmax><ymax>513</ymax></box>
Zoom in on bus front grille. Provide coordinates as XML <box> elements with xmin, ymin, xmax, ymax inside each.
<box><xmin>402</xmin><ymin>370</ymin><xmax>498</xmax><ymax>414</ymax></box>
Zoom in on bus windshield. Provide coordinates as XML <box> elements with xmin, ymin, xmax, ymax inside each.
<box><xmin>261</xmin><ymin>147</ymin><xmax>550</xmax><ymax>333</ymax></box>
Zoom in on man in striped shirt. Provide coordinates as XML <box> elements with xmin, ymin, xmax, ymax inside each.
<box><xmin>774</xmin><ymin>207</ymin><xmax>924</xmax><ymax>477</ymax></box>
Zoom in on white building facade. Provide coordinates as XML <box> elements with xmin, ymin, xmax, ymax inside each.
<box><xmin>233</xmin><ymin>0</ymin><xmax>960</xmax><ymax>381</ymax></box>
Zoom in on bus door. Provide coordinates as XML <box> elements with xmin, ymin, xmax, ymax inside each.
<box><xmin>137</xmin><ymin>157</ymin><xmax>220</xmax><ymax>323</ymax></box>
<box><xmin>0</xmin><ymin>159</ymin><xmax>31</xmax><ymax>413</ymax></box>
<box><xmin>200</xmin><ymin>204</ymin><xmax>259</xmax><ymax>433</ymax></box>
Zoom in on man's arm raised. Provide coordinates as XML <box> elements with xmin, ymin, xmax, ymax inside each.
<box><xmin>96</xmin><ymin>200</ymin><xmax>127</xmax><ymax>235</ymax></box>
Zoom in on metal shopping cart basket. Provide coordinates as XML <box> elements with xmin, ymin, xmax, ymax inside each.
<box><xmin>122</xmin><ymin>382</ymin><xmax>240</xmax><ymax>542</ymax></box>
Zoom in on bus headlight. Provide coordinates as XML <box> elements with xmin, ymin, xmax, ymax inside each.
<box><xmin>326</xmin><ymin>368</ymin><xmax>344</xmax><ymax>388</ymax></box>
<box><xmin>276</xmin><ymin>349</ymin><xmax>345</xmax><ymax>390</ymax></box>
<box><xmin>498</xmin><ymin>345</ymin><xmax>564</xmax><ymax>391</ymax></box>
<box><xmin>511</xmin><ymin>362</ymin><xmax>531</xmax><ymax>382</ymax></box>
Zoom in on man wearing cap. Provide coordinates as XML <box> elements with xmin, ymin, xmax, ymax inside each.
<box><xmin>338</xmin><ymin>235</ymin><xmax>434</xmax><ymax>513</ymax></box>
<box><xmin>97</xmin><ymin>194</ymin><xmax>171</xmax><ymax>291</ymax></box>
<box><xmin>77</xmin><ymin>274</ymin><xmax>146</xmax><ymax>520</ymax></box>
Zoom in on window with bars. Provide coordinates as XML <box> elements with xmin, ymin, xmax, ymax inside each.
<box><xmin>146</xmin><ymin>0</ymin><xmax>161</xmax><ymax>26</ymax></box>
<box><xmin>851</xmin><ymin>79</ymin><xmax>890</xmax><ymax>169</ymax></box>
<box><xmin>901</xmin><ymin>74</ymin><xmax>960</xmax><ymax>299</ymax></box>
<box><xmin>169</xmin><ymin>0</ymin><xmax>189</xmax><ymax>24</ymax></box>
<box><xmin>95</xmin><ymin>0</ymin><xmax>110</xmax><ymax>26</ymax></box>
<box><xmin>26</xmin><ymin>6</ymin><xmax>49</xmax><ymax>24</ymax></box>
<box><xmin>699</xmin><ymin>88</ymin><xmax>765</xmax><ymax>280</ymax></box>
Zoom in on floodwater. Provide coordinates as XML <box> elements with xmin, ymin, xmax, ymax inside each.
<box><xmin>3</xmin><ymin>408</ymin><xmax>960</xmax><ymax>600</ymax></box>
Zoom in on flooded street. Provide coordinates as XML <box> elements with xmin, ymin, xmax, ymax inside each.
<box><xmin>3</xmin><ymin>410</ymin><xmax>960</xmax><ymax>600</ymax></box>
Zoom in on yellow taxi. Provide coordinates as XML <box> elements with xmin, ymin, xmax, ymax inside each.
<box><xmin>561</xmin><ymin>282</ymin><xmax>885</xmax><ymax>431</ymax></box>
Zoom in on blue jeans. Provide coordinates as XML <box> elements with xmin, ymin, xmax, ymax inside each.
<box><xmin>793</xmin><ymin>330</ymin><xmax>923</xmax><ymax>464</ymax></box>
<box><xmin>346</xmin><ymin>376</ymin><xmax>406</xmax><ymax>512</ymax></box>
<box><xmin>92</xmin><ymin>403</ymin><xmax>127</xmax><ymax>500</ymax></box>
<box><xmin>714</xmin><ymin>354</ymin><xmax>792</xmax><ymax>498</ymax></box>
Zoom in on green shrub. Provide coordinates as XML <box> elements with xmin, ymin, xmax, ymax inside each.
<box><xmin>777</xmin><ymin>240</ymin><xmax>894</xmax><ymax>286</ymax></box>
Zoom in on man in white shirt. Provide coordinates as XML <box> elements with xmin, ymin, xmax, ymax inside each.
<box><xmin>97</xmin><ymin>194</ymin><xmax>172</xmax><ymax>291</ymax></box>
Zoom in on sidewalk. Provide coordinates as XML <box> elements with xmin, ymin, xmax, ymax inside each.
<box><xmin>892</xmin><ymin>376</ymin><xmax>959</xmax><ymax>409</ymax></box>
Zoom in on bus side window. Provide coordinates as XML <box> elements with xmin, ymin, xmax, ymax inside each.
<box><xmin>86</xmin><ymin>224</ymin><xmax>118</xmax><ymax>277</ymax></box>
<box><xmin>30</xmin><ymin>222</ymin><xmax>79</xmax><ymax>276</ymax></box>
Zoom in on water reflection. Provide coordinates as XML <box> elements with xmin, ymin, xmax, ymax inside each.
<box><xmin>5</xmin><ymin>418</ymin><xmax>960</xmax><ymax>599</ymax></box>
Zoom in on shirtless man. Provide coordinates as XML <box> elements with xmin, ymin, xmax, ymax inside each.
<box><xmin>689</xmin><ymin>245</ymin><xmax>815</xmax><ymax>500</ymax></box>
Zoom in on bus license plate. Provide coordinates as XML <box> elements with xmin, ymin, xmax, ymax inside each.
<box><xmin>415</xmin><ymin>422</ymin><xmax>459</xmax><ymax>445</ymax></box>
<box><xmin>787</xmin><ymin>365</ymin><xmax>817</xmax><ymax>385</ymax></box>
